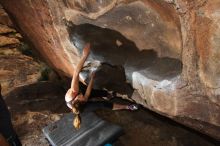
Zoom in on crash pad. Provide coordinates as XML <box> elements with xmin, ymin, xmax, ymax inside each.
<box><xmin>42</xmin><ymin>112</ymin><xmax>123</xmax><ymax>146</ymax></box>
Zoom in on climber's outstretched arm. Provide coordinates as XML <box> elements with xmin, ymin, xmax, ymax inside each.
<box><xmin>70</xmin><ymin>43</ymin><xmax>91</xmax><ymax>93</ymax></box>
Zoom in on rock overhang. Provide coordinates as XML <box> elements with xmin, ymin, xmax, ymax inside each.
<box><xmin>1</xmin><ymin>0</ymin><xmax>220</xmax><ymax>140</ymax></box>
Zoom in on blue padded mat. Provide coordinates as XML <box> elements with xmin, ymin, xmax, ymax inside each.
<box><xmin>42</xmin><ymin>112</ymin><xmax>123</xmax><ymax>146</ymax></box>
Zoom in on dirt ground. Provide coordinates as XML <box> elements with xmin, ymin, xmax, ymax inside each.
<box><xmin>4</xmin><ymin>81</ymin><xmax>220</xmax><ymax>146</ymax></box>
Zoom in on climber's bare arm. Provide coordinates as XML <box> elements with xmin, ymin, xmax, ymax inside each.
<box><xmin>84</xmin><ymin>72</ymin><xmax>95</xmax><ymax>101</ymax></box>
<box><xmin>70</xmin><ymin>43</ymin><xmax>91</xmax><ymax>92</ymax></box>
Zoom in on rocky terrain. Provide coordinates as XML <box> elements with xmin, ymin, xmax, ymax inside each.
<box><xmin>4</xmin><ymin>82</ymin><xmax>220</xmax><ymax>146</ymax></box>
<box><xmin>0</xmin><ymin>5</ymin><xmax>64</xmax><ymax>145</ymax></box>
<box><xmin>1</xmin><ymin>0</ymin><xmax>220</xmax><ymax>140</ymax></box>
<box><xmin>0</xmin><ymin>7</ymin><xmax>42</xmax><ymax>95</ymax></box>
<box><xmin>1</xmin><ymin>0</ymin><xmax>220</xmax><ymax>144</ymax></box>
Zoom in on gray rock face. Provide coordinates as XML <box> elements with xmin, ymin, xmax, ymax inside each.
<box><xmin>1</xmin><ymin>0</ymin><xmax>220</xmax><ymax>140</ymax></box>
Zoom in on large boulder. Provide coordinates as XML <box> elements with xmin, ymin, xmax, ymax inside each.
<box><xmin>0</xmin><ymin>6</ymin><xmax>42</xmax><ymax>95</ymax></box>
<box><xmin>1</xmin><ymin>0</ymin><xmax>220</xmax><ymax>140</ymax></box>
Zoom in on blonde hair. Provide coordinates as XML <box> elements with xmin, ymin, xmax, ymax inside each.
<box><xmin>72</xmin><ymin>100</ymin><xmax>81</xmax><ymax>129</ymax></box>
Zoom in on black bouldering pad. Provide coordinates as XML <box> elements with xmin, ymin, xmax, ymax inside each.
<box><xmin>42</xmin><ymin>112</ymin><xmax>123</xmax><ymax>146</ymax></box>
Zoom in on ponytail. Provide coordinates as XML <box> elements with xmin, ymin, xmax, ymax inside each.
<box><xmin>72</xmin><ymin>100</ymin><xmax>81</xmax><ymax>129</ymax></box>
<box><xmin>73</xmin><ymin>114</ymin><xmax>81</xmax><ymax>129</ymax></box>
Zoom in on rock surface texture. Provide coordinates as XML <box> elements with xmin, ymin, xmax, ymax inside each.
<box><xmin>1</xmin><ymin>0</ymin><xmax>220</xmax><ymax>140</ymax></box>
<box><xmin>0</xmin><ymin>5</ymin><xmax>42</xmax><ymax>95</ymax></box>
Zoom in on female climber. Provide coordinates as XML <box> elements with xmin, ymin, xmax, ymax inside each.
<box><xmin>65</xmin><ymin>43</ymin><xmax>138</xmax><ymax>129</ymax></box>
